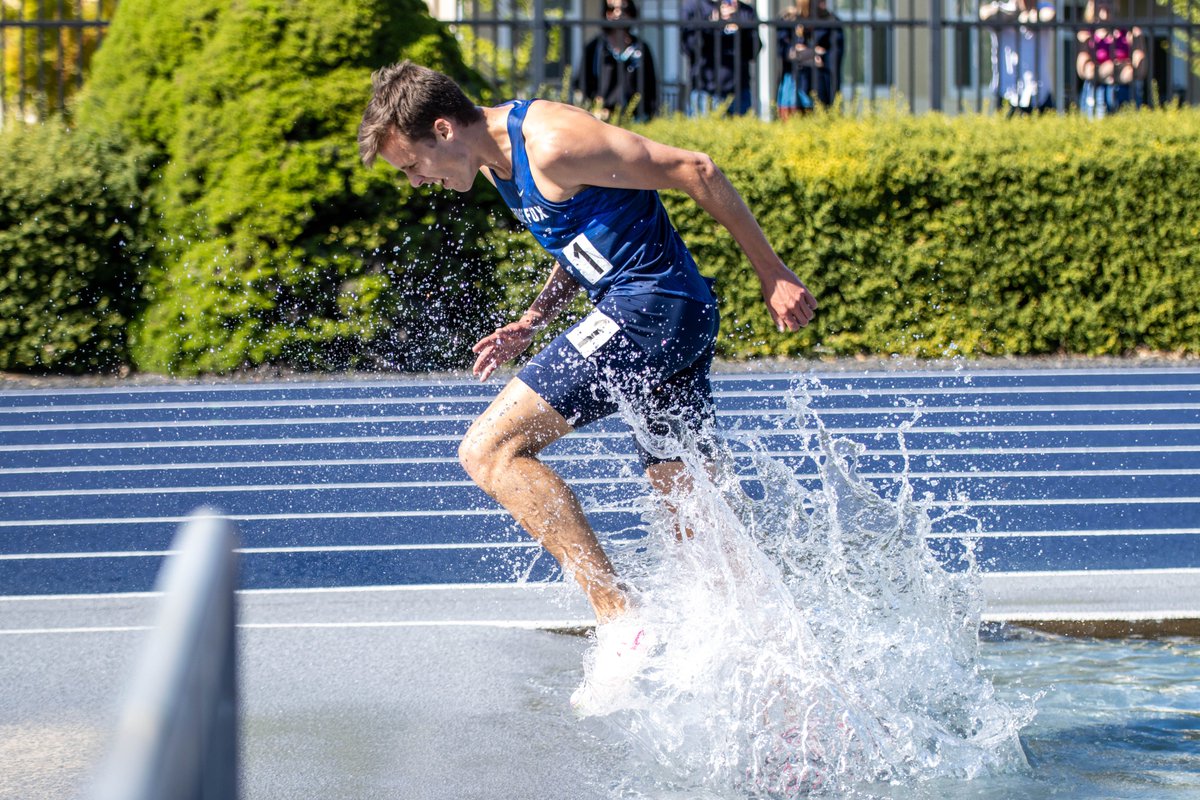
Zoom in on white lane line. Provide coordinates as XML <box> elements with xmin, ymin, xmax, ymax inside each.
<box><xmin>931</xmin><ymin>528</ymin><xmax>1200</xmax><ymax>539</ymax></box>
<box><xmin>3</xmin><ymin>568</ymin><xmax>1196</xmax><ymax>603</ymax></box>
<box><xmin>3</xmin><ymin>494</ymin><xmax>1200</xmax><ymax>529</ymax></box>
<box><xmin>3</xmin><ymin>383</ymin><xmax>1200</xmax><ymax>415</ymax></box>
<box><xmin>6</xmin><ymin>610</ymin><xmax>1199</xmax><ymax>637</ymax></box>
<box><xmin>988</xmin><ymin>566</ymin><xmax>1200</xmax><ymax>578</ymax></box>
<box><xmin>0</xmin><ymin>509</ymin><xmax>514</xmax><ymax>527</ymax></box>
<box><xmin>4</xmin><ymin>423</ymin><xmax>1200</xmax><ymax>453</ymax></box>
<box><xmin>1</xmin><ymin>404</ymin><xmax>1198</xmax><ymax>433</ymax></box>
<box><xmin>3</xmin><ymin>529</ymin><xmax>1200</xmax><ymax>562</ymax></box>
<box><xmin>5</xmin><ymin>445</ymin><xmax>1200</xmax><ymax>475</ymax></box>
<box><xmin>0</xmin><ymin>433</ymin><xmax>601</xmax><ymax>452</ymax></box>
<box><xmin>981</xmin><ymin>610</ymin><xmax>1200</xmax><ymax>622</ymax></box>
<box><xmin>0</xmin><ymin>581</ymin><xmax>555</xmax><ymax>601</ymax></box>
<box><xmin>2</xmin><ymin>468</ymin><xmax>1198</xmax><ymax>499</ymax></box>
<box><xmin>0</xmin><ymin>619</ymin><xmax>592</xmax><ymax>636</ymax></box>
<box><xmin>2</xmin><ymin>366</ymin><xmax>1199</xmax><ymax>398</ymax></box>
<box><xmin>0</xmin><ymin>542</ymin><xmax>542</xmax><ymax>560</ymax></box>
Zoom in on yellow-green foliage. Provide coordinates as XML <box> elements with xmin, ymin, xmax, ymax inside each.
<box><xmin>620</xmin><ymin>107</ymin><xmax>1200</xmax><ymax>359</ymax></box>
<box><xmin>0</xmin><ymin>121</ymin><xmax>150</xmax><ymax>372</ymax></box>
<box><xmin>76</xmin><ymin>0</ymin><xmax>512</xmax><ymax>376</ymax></box>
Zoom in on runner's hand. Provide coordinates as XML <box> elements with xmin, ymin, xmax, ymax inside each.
<box><xmin>761</xmin><ymin>267</ymin><xmax>818</xmax><ymax>332</ymax></box>
<box><xmin>471</xmin><ymin>320</ymin><xmax>537</xmax><ymax>381</ymax></box>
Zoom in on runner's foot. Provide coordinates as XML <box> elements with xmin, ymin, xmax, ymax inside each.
<box><xmin>570</xmin><ymin>615</ymin><xmax>657</xmax><ymax>717</ymax></box>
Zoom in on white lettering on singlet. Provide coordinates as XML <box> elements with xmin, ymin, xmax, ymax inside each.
<box><xmin>510</xmin><ymin>206</ymin><xmax>549</xmax><ymax>225</ymax></box>
<box><xmin>562</xmin><ymin>232</ymin><xmax>615</xmax><ymax>285</ymax></box>
<box><xmin>566</xmin><ymin>310</ymin><xmax>620</xmax><ymax>358</ymax></box>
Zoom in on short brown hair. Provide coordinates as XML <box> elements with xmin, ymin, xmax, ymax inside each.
<box><xmin>358</xmin><ymin>61</ymin><xmax>484</xmax><ymax>167</ymax></box>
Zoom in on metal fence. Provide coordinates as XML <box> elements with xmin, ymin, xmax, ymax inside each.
<box><xmin>3</xmin><ymin>0</ymin><xmax>1197</xmax><ymax>123</ymax></box>
<box><xmin>449</xmin><ymin>0</ymin><xmax>1200</xmax><ymax>116</ymax></box>
<box><xmin>0</xmin><ymin>0</ymin><xmax>112</xmax><ymax>123</ymax></box>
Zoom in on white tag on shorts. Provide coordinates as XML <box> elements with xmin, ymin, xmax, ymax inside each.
<box><xmin>562</xmin><ymin>232</ymin><xmax>615</xmax><ymax>285</ymax></box>
<box><xmin>566</xmin><ymin>310</ymin><xmax>620</xmax><ymax>358</ymax></box>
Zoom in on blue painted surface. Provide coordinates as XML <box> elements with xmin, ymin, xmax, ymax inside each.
<box><xmin>1</xmin><ymin>366</ymin><xmax>1198</xmax><ymax>595</ymax></box>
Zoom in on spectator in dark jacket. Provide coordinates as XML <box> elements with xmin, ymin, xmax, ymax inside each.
<box><xmin>681</xmin><ymin>0</ymin><xmax>762</xmax><ymax>116</ymax></box>
<box><xmin>776</xmin><ymin>0</ymin><xmax>843</xmax><ymax>119</ymax></box>
<box><xmin>575</xmin><ymin>0</ymin><xmax>660</xmax><ymax>121</ymax></box>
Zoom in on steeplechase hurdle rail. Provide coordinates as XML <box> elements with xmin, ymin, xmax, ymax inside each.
<box><xmin>89</xmin><ymin>509</ymin><xmax>239</xmax><ymax>800</ymax></box>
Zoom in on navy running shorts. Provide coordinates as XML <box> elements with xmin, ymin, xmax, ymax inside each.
<box><xmin>518</xmin><ymin>290</ymin><xmax>720</xmax><ymax>468</ymax></box>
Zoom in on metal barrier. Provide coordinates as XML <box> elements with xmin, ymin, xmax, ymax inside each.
<box><xmin>0</xmin><ymin>0</ymin><xmax>111</xmax><ymax>123</ymax></box>
<box><xmin>89</xmin><ymin>509</ymin><xmax>240</xmax><ymax>800</ymax></box>
<box><xmin>450</xmin><ymin>5</ymin><xmax>1200</xmax><ymax>117</ymax></box>
<box><xmin>3</xmin><ymin>1</ymin><xmax>1198</xmax><ymax>122</ymax></box>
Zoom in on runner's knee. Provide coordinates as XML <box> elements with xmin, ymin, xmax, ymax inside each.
<box><xmin>458</xmin><ymin>426</ymin><xmax>497</xmax><ymax>488</ymax></box>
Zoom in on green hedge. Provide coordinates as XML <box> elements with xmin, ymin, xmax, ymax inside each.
<box><xmin>632</xmin><ymin>107</ymin><xmax>1200</xmax><ymax>359</ymax></box>
<box><xmin>0</xmin><ymin>122</ymin><xmax>150</xmax><ymax>372</ymax></box>
<box><xmin>76</xmin><ymin>0</ymin><xmax>517</xmax><ymax>376</ymax></box>
<box><xmin>35</xmin><ymin>31</ymin><xmax>1200</xmax><ymax>376</ymax></box>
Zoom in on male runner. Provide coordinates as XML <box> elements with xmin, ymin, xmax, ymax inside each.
<box><xmin>359</xmin><ymin>61</ymin><xmax>816</xmax><ymax>713</ymax></box>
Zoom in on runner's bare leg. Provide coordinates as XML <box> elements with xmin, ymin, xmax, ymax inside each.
<box><xmin>459</xmin><ymin>378</ymin><xmax>628</xmax><ymax>622</ymax></box>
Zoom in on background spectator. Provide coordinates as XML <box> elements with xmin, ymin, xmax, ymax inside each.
<box><xmin>1076</xmin><ymin>0</ymin><xmax>1148</xmax><ymax>118</ymax></box>
<box><xmin>980</xmin><ymin>0</ymin><xmax>1057</xmax><ymax>115</ymax></box>
<box><xmin>681</xmin><ymin>0</ymin><xmax>762</xmax><ymax>116</ymax></box>
<box><xmin>575</xmin><ymin>0</ymin><xmax>660</xmax><ymax>121</ymax></box>
<box><xmin>776</xmin><ymin>0</ymin><xmax>844</xmax><ymax>119</ymax></box>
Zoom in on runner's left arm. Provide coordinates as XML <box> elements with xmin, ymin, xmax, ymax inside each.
<box><xmin>530</xmin><ymin>104</ymin><xmax>818</xmax><ymax>332</ymax></box>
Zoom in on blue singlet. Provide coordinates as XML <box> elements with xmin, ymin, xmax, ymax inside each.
<box><xmin>489</xmin><ymin>100</ymin><xmax>715</xmax><ymax>305</ymax></box>
<box><xmin>490</xmin><ymin>99</ymin><xmax>721</xmax><ymax>466</ymax></box>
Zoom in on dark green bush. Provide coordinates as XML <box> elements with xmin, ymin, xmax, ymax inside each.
<box><xmin>0</xmin><ymin>122</ymin><xmax>150</xmax><ymax>372</ymax></box>
<box><xmin>77</xmin><ymin>0</ymin><xmax>517</xmax><ymax>375</ymax></box>
<box><xmin>631</xmin><ymin>107</ymin><xmax>1200</xmax><ymax>359</ymax></box>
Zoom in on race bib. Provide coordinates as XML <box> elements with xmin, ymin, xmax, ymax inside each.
<box><xmin>562</xmin><ymin>232</ymin><xmax>615</xmax><ymax>285</ymax></box>
<box><xmin>566</xmin><ymin>310</ymin><xmax>620</xmax><ymax>358</ymax></box>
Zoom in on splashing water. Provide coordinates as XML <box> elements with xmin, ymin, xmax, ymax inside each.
<box><xmin>588</xmin><ymin>380</ymin><xmax>1035</xmax><ymax>798</ymax></box>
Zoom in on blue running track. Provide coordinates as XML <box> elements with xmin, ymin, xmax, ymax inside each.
<box><xmin>2</xmin><ymin>366</ymin><xmax>1198</xmax><ymax>596</ymax></box>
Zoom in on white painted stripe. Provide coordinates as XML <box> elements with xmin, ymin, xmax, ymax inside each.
<box><xmin>3</xmin><ymin>423</ymin><xmax>1200</xmax><ymax>454</ymax></box>
<box><xmin>4</xmin><ymin>610</ymin><xmax>1197</xmax><ymax>636</ymax></box>
<box><xmin>3</xmin><ymin>383</ymin><xmax>1200</xmax><ymax>415</ymax></box>
<box><xmin>1</xmin><ymin>403</ymin><xmax>1197</xmax><ymax>434</ymax></box>
<box><xmin>238</xmin><ymin>619</ymin><xmax>587</xmax><ymax>631</ymax></box>
<box><xmin>3</xmin><ymin>530</ymin><xmax>1199</xmax><ymax>563</ymax></box>
<box><xmin>930</xmin><ymin>528</ymin><xmax>1200</xmax><ymax>539</ymax></box>
<box><xmin>2</xmin><ymin>569</ymin><xmax>1195</xmax><ymax>603</ymax></box>
<box><xmin>1</xmin><ymin>365</ymin><xmax>1198</xmax><ymax>399</ymax></box>
<box><xmin>989</xmin><ymin>567</ymin><xmax>1200</xmax><ymax>578</ymax></box>
<box><xmin>4</xmin><ymin>445</ymin><xmax>1200</xmax><ymax>475</ymax></box>
<box><xmin>0</xmin><ymin>626</ymin><xmax>153</xmax><ymax>635</ymax></box>
<box><xmin>982</xmin><ymin>610</ymin><xmax>1200</xmax><ymax>622</ymax></box>
<box><xmin>0</xmin><ymin>619</ymin><xmax>591</xmax><ymax>636</ymax></box>
<box><xmin>237</xmin><ymin>581</ymin><xmax>545</xmax><ymax>595</ymax></box>
<box><xmin>0</xmin><ymin>542</ymin><xmax>542</xmax><ymax>561</ymax></box>
<box><xmin>2</xmin><ymin>494</ymin><xmax>1200</xmax><ymax>529</ymax></box>
<box><xmin>2</xmin><ymin>467</ymin><xmax>1197</xmax><ymax>499</ymax></box>
<box><xmin>0</xmin><ymin>581</ymin><xmax>543</xmax><ymax>602</ymax></box>
<box><xmin>0</xmin><ymin>509</ymin><xmax>512</xmax><ymax>527</ymax></box>
<box><xmin>5</xmin><ymin>468</ymin><xmax>1199</xmax><ymax>497</ymax></box>
<box><xmin>0</xmin><ymin>414</ymin><xmax>473</xmax><ymax>432</ymax></box>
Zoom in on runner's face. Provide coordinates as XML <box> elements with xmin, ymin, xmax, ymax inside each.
<box><xmin>379</xmin><ymin>123</ymin><xmax>473</xmax><ymax>192</ymax></box>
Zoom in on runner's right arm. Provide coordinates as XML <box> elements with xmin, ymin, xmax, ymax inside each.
<box><xmin>471</xmin><ymin>263</ymin><xmax>581</xmax><ymax>381</ymax></box>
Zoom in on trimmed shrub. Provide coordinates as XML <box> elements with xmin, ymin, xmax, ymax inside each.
<box><xmin>77</xmin><ymin>0</ymin><xmax>517</xmax><ymax>375</ymax></box>
<box><xmin>0</xmin><ymin>122</ymin><xmax>150</xmax><ymax>372</ymax></box>
<box><xmin>631</xmin><ymin>107</ymin><xmax>1200</xmax><ymax>359</ymax></box>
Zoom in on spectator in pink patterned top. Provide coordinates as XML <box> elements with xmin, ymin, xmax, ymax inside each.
<box><xmin>1076</xmin><ymin>0</ymin><xmax>1147</xmax><ymax>118</ymax></box>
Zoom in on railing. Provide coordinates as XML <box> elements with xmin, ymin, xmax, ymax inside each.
<box><xmin>450</xmin><ymin>4</ymin><xmax>1200</xmax><ymax>116</ymax></box>
<box><xmin>0</xmin><ymin>0</ymin><xmax>111</xmax><ymax>123</ymax></box>
<box><xmin>89</xmin><ymin>509</ymin><xmax>240</xmax><ymax>800</ymax></box>
<box><xmin>3</xmin><ymin>1</ymin><xmax>1198</xmax><ymax>123</ymax></box>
